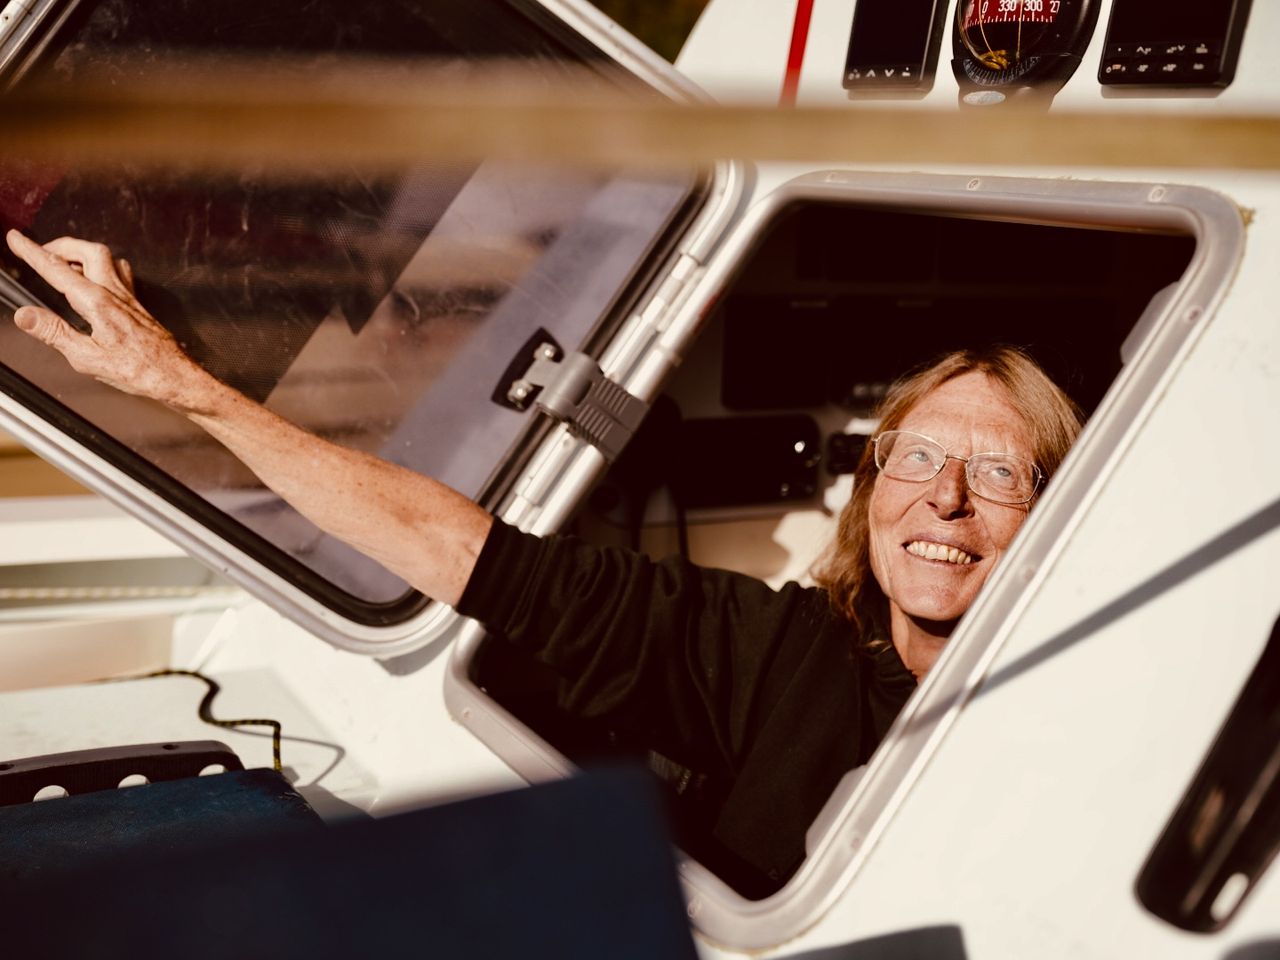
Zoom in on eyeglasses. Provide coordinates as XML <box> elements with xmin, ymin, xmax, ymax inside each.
<box><xmin>872</xmin><ymin>430</ymin><xmax>1043</xmax><ymax>505</ymax></box>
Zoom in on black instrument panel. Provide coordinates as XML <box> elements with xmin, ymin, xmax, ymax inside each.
<box><xmin>843</xmin><ymin>0</ymin><xmax>948</xmax><ymax>97</ymax></box>
<box><xmin>1098</xmin><ymin>0</ymin><xmax>1253</xmax><ymax>89</ymax></box>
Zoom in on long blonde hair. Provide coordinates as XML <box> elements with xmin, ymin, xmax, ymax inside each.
<box><xmin>811</xmin><ymin>346</ymin><xmax>1084</xmax><ymax>636</ymax></box>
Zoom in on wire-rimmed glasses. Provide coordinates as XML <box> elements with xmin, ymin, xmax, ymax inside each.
<box><xmin>872</xmin><ymin>430</ymin><xmax>1043</xmax><ymax>505</ymax></box>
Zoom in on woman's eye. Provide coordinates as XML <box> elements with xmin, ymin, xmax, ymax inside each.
<box><xmin>978</xmin><ymin>458</ymin><xmax>1023</xmax><ymax>488</ymax></box>
<box><xmin>905</xmin><ymin>448</ymin><xmax>931</xmax><ymax>463</ymax></box>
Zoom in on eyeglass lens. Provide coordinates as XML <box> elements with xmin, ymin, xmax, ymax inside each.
<box><xmin>875</xmin><ymin>430</ymin><xmax>1039</xmax><ymax>504</ymax></box>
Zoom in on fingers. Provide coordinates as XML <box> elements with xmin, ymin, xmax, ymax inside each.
<box><xmin>6</xmin><ymin>232</ymin><xmax>191</xmax><ymax>403</ymax></box>
<box><xmin>116</xmin><ymin>258</ymin><xmax>135</xmax><ymax>295</ymax></box>
<box><xmin>13</xmin><ymin>304</ymin><xmax>79</xmax><ymax>352</ymax></box>
<box><xmin>7</xmin><ymin>230</ymin><xmax>155</xmax><ymax>338</ymax></box>
<box><xmin>6</xmin><ymin>230</ymin><xmax>105</xmax><ymax>300</ymax></box>
<box><xmin>42</xmin><ymin>236</ymin><xmax>133</xmax><ymax>298</ymax></box>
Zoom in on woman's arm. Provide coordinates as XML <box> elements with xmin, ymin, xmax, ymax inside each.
<box><xmin>5</xmin><ymin>230</ymin><xmax>491</xmax><ymax>606</ymax></box>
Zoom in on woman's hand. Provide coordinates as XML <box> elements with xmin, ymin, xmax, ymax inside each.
<box><xmin>5</xmin><ymin>230</ymin><xmax>215</xmax><ymax>413</ymax></box>
<box><xmin>4</xmin><ymin>229</ymin><xmax>491</xmax><ymax>602</ymax></box>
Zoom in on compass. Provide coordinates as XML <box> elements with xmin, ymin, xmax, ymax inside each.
<box><xmin>951</xmin><ymin>0</ymin><xmax>1100</xmax><ymax>105</ymax></box>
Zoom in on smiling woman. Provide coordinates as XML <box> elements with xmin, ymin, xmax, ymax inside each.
<box><xmin>458</xmin><ymin>344</ymin><xmax>1082</xmax><ymax>895</ymax></box>
<box><xmin>815</xmin><ymin>347</ymin><xmax>1083</xmax><ymax>676</ymax></box>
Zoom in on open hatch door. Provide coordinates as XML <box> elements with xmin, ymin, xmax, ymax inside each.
<box><xmin>0</xmin><ymin>0</ymin><xmax>743</xmax><ymax>655</ymax></box>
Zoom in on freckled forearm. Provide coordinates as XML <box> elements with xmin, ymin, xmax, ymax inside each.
<box><xmin>184</xmin><ymin>379</ymin><xmax>492</xmax><ymax>606</ymax></box>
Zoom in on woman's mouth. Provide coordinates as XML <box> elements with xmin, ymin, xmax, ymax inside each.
<box><xmin>904</xmin><ymin>540</ymin><xmax>977</xmax><ymax>565</ymax></box>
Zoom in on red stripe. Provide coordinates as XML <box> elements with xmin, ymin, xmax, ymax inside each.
<box><xmin>780</xmin><ymin>0</ymin><xmax>816</xmax><ymax>106</ymax></box>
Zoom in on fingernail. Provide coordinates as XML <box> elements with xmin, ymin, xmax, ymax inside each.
<box><xmin>12</xmin><ymin>306</ymin><xmax>35</xmax><ymax>331</ymax></box>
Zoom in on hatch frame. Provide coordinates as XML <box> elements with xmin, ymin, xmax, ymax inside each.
<box><xmin>445</xmin><ymin>169</ymin><xmax>1247</xmax><ymax>949</ymax></box>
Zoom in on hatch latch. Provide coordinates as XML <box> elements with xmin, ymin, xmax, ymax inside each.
<box><xmin>506</xmin><ymin>343</ymin><xmax>648</xmax><ymax>463</ymax></box>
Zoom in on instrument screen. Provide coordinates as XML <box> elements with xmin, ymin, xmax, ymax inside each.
<box><xmin>843</xmin><ymin>0</ymin><xmax>946</xmax><ymax>95</ymax></box>
<box><xmin>1099</xmin><ymin>0</ymin><xmax>1253</xmax><ymax>88</ymax></box>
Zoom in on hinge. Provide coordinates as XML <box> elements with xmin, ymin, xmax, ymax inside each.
<box><xmin>505</xmin><ymin>342</ymin><xmax>648</xmax><ymax>463</ymax></box>
<box><xmin>638</xmin><ymin>251</ymin><xmax>701</xmax><ymax>329</ymax></box>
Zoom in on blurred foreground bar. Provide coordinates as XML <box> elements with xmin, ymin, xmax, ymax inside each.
<box><xmin>0</xmin><ymin>61</ymin><xmax>1277</xmax><ymax>173</ymax></box>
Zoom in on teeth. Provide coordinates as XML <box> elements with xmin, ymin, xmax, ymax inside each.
<box><xmin>906</xmin><ymin>541</ymin><xmax>974</xmax><ymax>565</ymax></box>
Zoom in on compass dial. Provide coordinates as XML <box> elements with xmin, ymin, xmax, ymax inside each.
<box><xmin>958</xmin><ymin>0</ymin><xmax>1060</xmax><ymax>80</ymax></box>
<box><xmin>952</xmin><ymin>0</ymin><xmax>1098</xmax><ymax>99</ymax></box>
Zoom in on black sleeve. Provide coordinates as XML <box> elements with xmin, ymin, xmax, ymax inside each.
<box><xmin>456</xmin><ymin>519</ymin><xmax>829</xmax><ymax>776</ymax></box>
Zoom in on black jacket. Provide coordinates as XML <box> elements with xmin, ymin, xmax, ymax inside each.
<box><xmin>457</xmin><ymin>519</ymin><xmax>917</xmax><ymax>895</ymax></box>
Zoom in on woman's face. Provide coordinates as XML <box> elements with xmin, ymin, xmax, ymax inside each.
<box><xmin>868</xmin><ymin>371</ymin><xmax>1035</xmax><ymax>630</ymax></box>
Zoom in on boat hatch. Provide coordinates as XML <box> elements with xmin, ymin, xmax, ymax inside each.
<box><xmin>0</xmin><ymin>0</ymin><xmax>742</xmax><ymax>655</ymax></box>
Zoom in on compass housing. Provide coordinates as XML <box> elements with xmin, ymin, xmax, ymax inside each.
<box><xmin>951</xmin><ymin>0</ymin><xmax>1101</xmax><ymax>104</ymax></box>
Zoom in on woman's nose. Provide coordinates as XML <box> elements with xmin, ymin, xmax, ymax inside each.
<box><xmin>927</xmin><ymin>458</ymin><xmax>972</xmax><ymax>518</ymax></box>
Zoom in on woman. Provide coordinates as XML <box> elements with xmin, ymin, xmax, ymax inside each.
<box><xmin>4</xmin><ymin>231</ymin><xmax>1082</xmax><ymax>893</ymax></box>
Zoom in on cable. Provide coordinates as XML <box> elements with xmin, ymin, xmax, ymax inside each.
<box><xmin>98</xmin><ymin>669</ymin><xmax>283</xmax><ymax>772</ymax></box>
